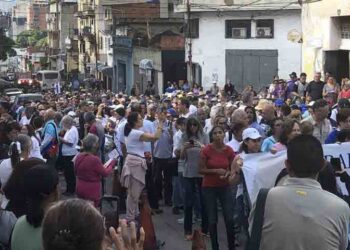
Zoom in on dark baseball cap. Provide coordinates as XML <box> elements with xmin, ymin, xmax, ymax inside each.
<box><xmin>289</xmin><ymin>72</ymin><xmax>297</xmax><ymax>78</ymax></box>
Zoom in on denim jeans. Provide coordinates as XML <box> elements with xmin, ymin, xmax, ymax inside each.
<box><xmin>172</xmin><ymin>172</ymin><xmax>184</xmax><ymax>208</ymax></box>
<box><xmin>153</xmin><ymin>157</ymin><xmax>173</xmax><ymax>204</ymax></box>
<box><xmin>202</xmin><ymin>186</ymin><xmax>235</xmax><ymax>250</ymax></box>
<box><xmin>183</xmin><ymin>177</ymin><xmax>208</xmax><ymax>235</ymax></box>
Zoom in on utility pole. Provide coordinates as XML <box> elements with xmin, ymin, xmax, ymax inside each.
<box><xmin>94</xmin><ymin>0</ymin><xmax>98</xmax><ymax>79</ymax></box>
<box><xmin>186</xmin><ymin>0</ymin><xmax>193</xmax><ymax>87</ymax></box>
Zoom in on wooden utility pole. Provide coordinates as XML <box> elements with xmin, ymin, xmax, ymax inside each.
<box><xmin>186</xmin><ymin>0</ymin><xmax>193</xmax><ymax>87</ymax></box>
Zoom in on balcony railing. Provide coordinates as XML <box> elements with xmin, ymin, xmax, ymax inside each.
<box><xmin>81</xmin><ymin>26</ymin><xmax>96</xmax><ymax>43</ymax></box>
<box><xmin>82</xmin><ymin>5</ymin><xmax>94</xmax><ymax>16</ymax></box>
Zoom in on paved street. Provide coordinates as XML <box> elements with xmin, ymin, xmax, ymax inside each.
<box><xmin>152</xmin><ymin>206</ymin><xmax>229</xmax><ymax>250</ymax></box>
<box><xmin>59</xmin><ymin>174</ymin><xmax>242</xmax><ymax>249</ymax></box>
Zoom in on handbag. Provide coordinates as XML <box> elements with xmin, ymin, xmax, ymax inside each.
<box><xmin>42</xmin><ymin>122</ymin><xmax>59</xmax><ymax>159</ymax></box>
<box><xmin>246</xmin><ymin>188</ymin><xmax>270</xmax><ymax>250</ymax></box>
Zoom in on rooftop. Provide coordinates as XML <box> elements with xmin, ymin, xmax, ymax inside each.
<box><xmin>175</xmin><ymin>0</ymin><xmax>303</xmax><ymax>12</ymax></box>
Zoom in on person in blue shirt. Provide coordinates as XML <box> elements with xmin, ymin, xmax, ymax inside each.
<box><xmin>182</xmin><ymin>81</ymin><xmax>190</xmax><ymax>93</ymax></box>
<box><xmin>325</xmin><ymin>108</ymin><xmax>350</xmax><ymax>144</ymax></box>
<box><xmin>40</xmin><ymin>109</ymin><xmax>58</xmax><ymax>167</ymax></box>
<box><xmin>261</xmin><ymin>117</ymin><xmax>284</xmax><ymax>152</ymax></box>
<box><xmin>245</xmin><ymin>106</ymin><xmax>265</xmax><ymax>138</ymax></box>
<box><xmin>165</xmin><ymin>82</ymin><xmax>176</xmax><ymax>93</ymax></box>
<box><xmin>285</xmin><ymin>72</ymin><xmax>298</xmax><ymax>100</ymax></box>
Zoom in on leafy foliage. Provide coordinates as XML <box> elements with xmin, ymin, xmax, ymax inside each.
<box><xmin>0</xmin><ymin>28</ymin><xmax>17</xmax><ymax>61</ymax></box>
<box><xmin>16</xmin><ymin>30</ymin><xmax>47</xmax><ymax>48</ymax></box>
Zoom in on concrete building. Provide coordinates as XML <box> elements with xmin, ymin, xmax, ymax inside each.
<box><xmin>27</xmin><ymin>0</ymin><xmax>49</xmax><ymax>30</ymax></box>
<box><xmin>11</xmin><ymin>0</ymin><xmax>28</xmax><ymax>40</ymax></box>
<box><xmin>47</xmin><ymin>0</ymin><xmax>78</xmax><ymax>78</ymax></box>
<box><xmin>101</xmin><ymin>0</ymin><xmax>185</xmax><ymax>94</ymax></box>
<box><xmin>302</xmin><ymin>0</ymin><xmax>350</xmax><ymax>82</ymax></box>
<box><xmin>175</xmin><ymin>0</ymin><xmax>302</xmax><ymax>91</ymax></box>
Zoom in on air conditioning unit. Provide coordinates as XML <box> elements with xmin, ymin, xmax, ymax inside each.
<box><xmin>256</xmin><ymin>27</ymin><xmax>272</xmax><ymax>38</ymax></box>
<box><xmin>232</xmin><ymin>28</ymin><xmax>247</xmax><ymax>38</ymax></box>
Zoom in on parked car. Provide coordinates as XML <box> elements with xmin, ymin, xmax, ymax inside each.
<box><xmin>4</xmin><ymin>88</ymin><xmax>23</xmax><ymax>103</ymax></box>
<box><xmin>14</xmin><ymin>93</ymin><xmax>43</xmax><ymax>106</ymax></box>
<box><xmin>0</xmin><ymin>79</ymin><xmax>13</xmax><ymax>92</ymax></box>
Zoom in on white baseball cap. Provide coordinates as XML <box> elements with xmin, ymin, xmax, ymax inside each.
<box><xmin>67</xmin><ymin>111</ymin><xmax>76</xmax><ymax>117</ymax></box>
<box><xmin>242</xmin><ymin>128</ymin><xmax>261</xmax><ymax>140</ymax></box>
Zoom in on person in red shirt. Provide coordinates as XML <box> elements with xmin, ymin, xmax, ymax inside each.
<box><xmin>338</xmin><ymin>81</ymin><xmax>350</xmax><ymax>99</ymax></box>
<box><xmin>199</xmin><ymin>125</ymin><xmax>239</xmax><ymax>250</ymax></box>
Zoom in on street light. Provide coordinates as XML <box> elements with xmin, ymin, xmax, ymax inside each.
<box><xmin>65</xmin><ymin>36</ymin><xmax>71</xmax><ymax>83</ymax></box>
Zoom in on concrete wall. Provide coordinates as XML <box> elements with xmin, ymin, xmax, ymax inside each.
<box><xmin>302</xmin><ymin>0</ymin><xmax>350</xmax><ymax>78</ymax></box>
<box><xmin>189</xmin><ymin>10</ymin><xmax>302</xmax><ymax>90</ymax></box>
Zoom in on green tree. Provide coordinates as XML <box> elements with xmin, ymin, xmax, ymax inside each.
<box><xmin>0</xmin><ymin>28</ymin><xmax>16</xmax><ymax>61</ymax></box>
<box><xmin>35</xmin><ymin>37</ymin><xmax>48</xmax><ymax>49</ymax></box>
<box><xmin>16</xmin><ymin>30</ymin><xmax>47</xmax><ymax>48</ymax></box>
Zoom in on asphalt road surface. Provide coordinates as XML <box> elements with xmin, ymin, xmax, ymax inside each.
<box><xmin>59</xmin><ymin>174</ymin><xmax>244</xmax><ymax>249</ymax></box>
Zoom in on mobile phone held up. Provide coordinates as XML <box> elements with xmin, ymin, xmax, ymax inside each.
<box><xmin>330</xmin><ymin>157</ymin><xmax>342</xmax><ymax>172</ymax></box>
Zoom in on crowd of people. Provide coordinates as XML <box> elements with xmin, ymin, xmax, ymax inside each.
<box><xmin>0</xmin><ymin>71</ymin><xmax>350</xmax><ymax>250</ymax></box>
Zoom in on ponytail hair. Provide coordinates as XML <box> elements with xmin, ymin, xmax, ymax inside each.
<box><xmin>9</xmin><ymin>134</ymin><xmax>31</xmax><ymax>169</ymax></box>
<box><xmin>124</xmin><ymin>112</ymin><xmax>139</xmax><ymax>137</ymax></box>
<box><xmin>24</xmin><ymin>165</ymin><xmax>58</xmax><ymax>228</ymax></box>
<box><xmin>9</xmin><ymin>141</ymin><xmax>20</xmax><ymax>169</ymax></box>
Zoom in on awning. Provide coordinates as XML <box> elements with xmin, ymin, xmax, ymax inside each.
<box><xmin>139</xmin><ymin>59</ymin><xmax>153</xmax><ymax>70</ymax></box>
<box><xmin>97</xmin><ymin>64</ymin><xmax>113</xmax><ymax>76</ymax></box>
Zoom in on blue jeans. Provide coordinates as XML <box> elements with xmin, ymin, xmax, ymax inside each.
<box><xmin>203</xmin><ymin>186</ymin><xmax>235</xmax><ymax>250</ymax></box>
<box><xmin>183</xmin><ymin>177</ymin><xmax>208</xmax><ymax>235</ymax></box>
<box><xmin>172</xmin><ymin>172</ymin><xmax>184</xmax><ymax>208</ymax></box>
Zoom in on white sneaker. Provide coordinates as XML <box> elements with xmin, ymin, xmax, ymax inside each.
<box><xmin>177</xmin><ymin>217</ymin><xmax>195</xmax><ymax>224</ymax></box>
<box><xmin>177</xmin><ymin>217</ymin><xmax>184</xmax><ymax>224</ymax></box>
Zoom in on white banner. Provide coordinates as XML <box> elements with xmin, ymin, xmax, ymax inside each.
<box><xmin>242</xmin><ymin>142</ymin><xmax>350</xmax><ymax>206</ymax></box>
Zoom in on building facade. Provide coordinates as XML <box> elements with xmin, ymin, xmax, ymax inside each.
<box><xmin>11</xmin><ymin>0</ymin><xmax>28</xmax><ymax>40</ymax></box>
<box><xmin>27</xmin><ymin>0</ymin><xmax>49</xmax><ymax>30</ymax></box>
<box><xmin>47</xmin><ymin>0</ymin><xmax>78</xmax><ymax>77</ymax></box>
<box><xmin>302</xmin><ymin>0</ymin><xmax>350</xmax><ymax>82</ymax></box>
<box><xmin>175</xmin><ymin>0</ymin><xmax>302</xmax><ymax>91</ymax></box>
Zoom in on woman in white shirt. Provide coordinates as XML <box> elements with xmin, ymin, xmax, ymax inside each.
<box><xmin>121</xmin><ymin>111</ymin><xmax>164</xmax><ymax>222</ymax></box>
<box><xmin>21</xmin><ymin>124</ymin><xmax>44</xmax><ymax>160</ymax></box>
<box><xmin>0</xmin><ymin>134</ymin><xmax>31</xmax><ymax>187</ymax></box>
<box><xmin>59</xmin><ymin>115</ymin><xmax>79</xmax><ymax>195</ymax></box>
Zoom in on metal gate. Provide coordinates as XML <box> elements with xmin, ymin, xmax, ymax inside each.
<box><xmin>225</xmin><ymin>50</ymin><xmax>278</xmax><ymax>92</ymax></box>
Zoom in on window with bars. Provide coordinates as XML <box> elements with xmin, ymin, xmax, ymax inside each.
<box><xmin>225</xmin><ymin>20</ymin><xmax>251</xmax><ymax>39</ymax></box>
<box><xmin>256</xmin><ymin>19</ymin><xmax>274</xmax><ymax>38</ymax></box>
<box><xmin>341</xmin><ymin>23</ymin><xmax>350</xmax><ymax>39</ymax></box>
<box><xmin>185</xmin><ymin>19</ymin><xmax>199</xmax><ymax>39</ymax></box>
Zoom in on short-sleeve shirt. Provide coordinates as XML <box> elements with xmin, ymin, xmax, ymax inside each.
<box><xmin>201</xmin><ymin>144</ymin><xmax>235</xmax><ymax>187</ymax></box>
<box><xmin>125</xmin><ymin>129</ymin><xmax>145</xmax><ymax>157</ymax></box>
<box><xmin>306</xmin><ymin>81</ymin><xmax>325</xmax><ymax>100</ymax></box>
<box><xmin>62</xmin><ymin>126</ymin><xmax>79</xmax><ymax>156</ymax></box>
<box><xmin>11</xmin><ymin>216</ymin><xmax>42</xmax><ymax>250</ymax></box>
